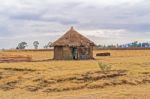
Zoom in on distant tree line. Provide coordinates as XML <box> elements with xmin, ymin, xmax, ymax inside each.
<box><xmin>16</xmin><ymin>41</ymin><xmax>53</xmax><ymax>50</ymax></box>
<box><xmin>96</xmin><ymin>41</ymin><xmax>150</xmax><ymax>49</ymax></box>
<box><xmin>6</xmin><ymin>41</ymin><xmax>150</xmax><ymax>50</ymax></box>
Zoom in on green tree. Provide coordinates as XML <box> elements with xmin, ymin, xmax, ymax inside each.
<box><xmin>16</xmin><ymin>42</ymin><xmax>27</xmax><ymax>49</ymax></box>
<box><xmin>33</xmin><ymin>41</ymin><xmax>39</xmax><ymax>49</ymax></box>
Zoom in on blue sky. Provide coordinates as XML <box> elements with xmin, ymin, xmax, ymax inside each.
<box><xmin>0</xmin><ymin>0</ymin><xmax>150</xmax><ymax>49</ymax></box>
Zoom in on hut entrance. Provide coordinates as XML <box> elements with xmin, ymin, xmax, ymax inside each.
<box><xmin>72</xmin><ymin>47</ymin><xmax>78</xmax><ymax>60</ymax></box>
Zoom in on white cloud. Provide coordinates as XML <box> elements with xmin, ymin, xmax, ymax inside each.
<box><xmin>0</xmin><ymin>0</ymin><xmax>150</xmax><ymax>48</ymax></box>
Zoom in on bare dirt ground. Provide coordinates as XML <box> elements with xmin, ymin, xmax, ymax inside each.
<box><xmin>0</xmin><ymin>50</ymin><xmax>150</xmax><ymax>99</ymax></box>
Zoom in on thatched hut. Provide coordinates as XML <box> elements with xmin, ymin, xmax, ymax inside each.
<box><xmin>52</xmin><ymin>27</ymin><xmax>95</xmax><ymax>60</ymax></box>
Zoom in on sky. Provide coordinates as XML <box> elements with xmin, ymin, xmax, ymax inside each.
<box><xmin>0</xmin><ymin>0</ymin><xmax>150</xmax><ymax>49</ymax></box>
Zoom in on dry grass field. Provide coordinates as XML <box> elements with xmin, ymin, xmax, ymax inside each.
<box><xmin>0</xmin><ymin>50</ymin><xmax>150</xmax><ymax>99</ymax></box>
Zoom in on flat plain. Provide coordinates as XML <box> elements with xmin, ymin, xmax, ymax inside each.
<box><xmin>0</xmin><ymin>50</ymin><xmax>150</xmax><ymax>99</ymax></box>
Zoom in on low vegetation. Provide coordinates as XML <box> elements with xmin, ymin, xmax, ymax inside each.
<box><xmin>98</xmin><ymin>62</ymin><xmax>111</xmax><ymax>73</ymax></box>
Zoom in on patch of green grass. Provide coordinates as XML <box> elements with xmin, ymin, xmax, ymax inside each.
<box><xmin>98</xmin><ymin>62</ymin><xmax>111</xmax><ymax>73</ymax></box>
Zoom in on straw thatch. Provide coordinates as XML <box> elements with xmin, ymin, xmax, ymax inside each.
<box><xmin>52</xmin><ymin>27</ymin><xmax>95</xmax><ymax>47</ymax></box>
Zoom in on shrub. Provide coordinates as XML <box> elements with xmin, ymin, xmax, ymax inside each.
<box><xmin>98</xmin><ymin>62</ymin><xmax>111</xmax><ymax>73</ymax></box>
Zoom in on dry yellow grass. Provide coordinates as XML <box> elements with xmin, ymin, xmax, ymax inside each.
<box><xmin>0</xmin><ymin>50</ymin><xmax>150</xmax><ymax>99</ymax></box>
<box><xmin>0</xmin><ymin>50</ymin><xmax>53</xmax><ymax>60</ymax></box>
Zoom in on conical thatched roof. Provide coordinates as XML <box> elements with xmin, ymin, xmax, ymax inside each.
<box><xmin>52</xmin><ymin>27</ymin><xmax>95</xmax><ymax>47</ymax></box>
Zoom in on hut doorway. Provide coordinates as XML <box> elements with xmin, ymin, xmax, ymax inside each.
<box><xmin>72</xmin><ymin>47</ymin><xmax>78</xmax><ymax>60</ymax></box>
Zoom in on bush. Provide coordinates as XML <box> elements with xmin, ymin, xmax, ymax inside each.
<box><xmin>98</xmin><ymin>62</ymin><xmax>111</xmax><ymax>73</ymax></box>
